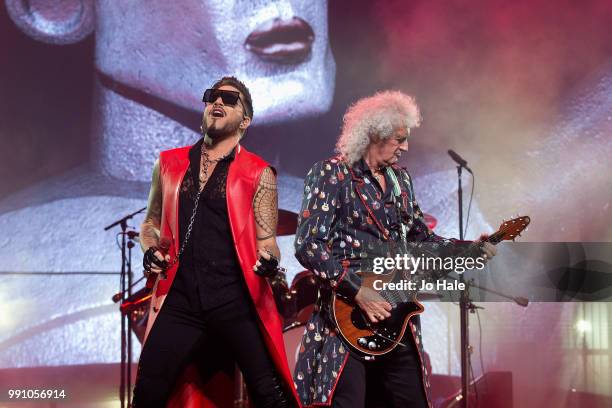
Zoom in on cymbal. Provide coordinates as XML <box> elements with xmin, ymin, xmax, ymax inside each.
<box><xmin>277</xmin><ymin>209</ymin><xmax>298</xmax><ymax>236</ymax></box>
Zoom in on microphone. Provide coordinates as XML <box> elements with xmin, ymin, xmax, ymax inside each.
<box><xmin>447</xmin><ymin>150</ymin><xmax>473</xmax><ymax>174</ymax></box>
<box><xmin>159</xmin><ymin>237</ymin><xmax>171</xmax><ymax>253</ymax></box>
<box><xmin>144</xmin><ymin>237</ymin><xmax>172</xmax><ymax>288</ymax></box>
<box><xmin>112</xmin><ymin>291</ymin><xmax>123</xmax><ymax>303</ymax></box>
<box><xmin>112</xmin><ymin>238</ymin><xmax>171</xmax><ymax>302</ymax></box>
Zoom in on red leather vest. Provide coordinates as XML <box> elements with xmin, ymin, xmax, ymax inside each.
<box><xmin>145</xmin><ymin>143</ymin><xmax>299</xmax><ymax>407</ymax></box>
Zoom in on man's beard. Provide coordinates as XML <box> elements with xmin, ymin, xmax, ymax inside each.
<box><xmin>202</xmin><ymin>118</ymin><xmax>241</xmax><ymax>144</ymax></box>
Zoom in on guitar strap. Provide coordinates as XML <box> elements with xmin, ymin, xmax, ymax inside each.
<box><xmin>347</xmin><ymin>163</ymin><xmax>415</xmax><ymax>244</ymax></box>
<box><xmin>385</xmin><ymin>166</ymin><xmax>413</xmax><ymax>244</ymax></box>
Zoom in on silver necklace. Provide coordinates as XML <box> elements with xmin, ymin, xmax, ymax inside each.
<box><xmin>168</xmin><ymin>143</ymin><xmax>235</xmax><ymax>267</ymax></box>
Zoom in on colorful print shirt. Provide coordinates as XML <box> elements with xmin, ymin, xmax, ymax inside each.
<box><xmin>292</xmin><ymin>156</ymin><xmax>451</xmax><ymax>407</ymax></box>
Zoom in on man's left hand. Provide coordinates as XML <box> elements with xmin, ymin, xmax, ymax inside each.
<box><xmin>478</xmin><ymin>234</ymin><xmax>497</xmax><ymax>263</ymax></box>
<box><xmin>253</xmin><ymin>249</ymin><xmax>280</xmax><ymax>277</ymax></box>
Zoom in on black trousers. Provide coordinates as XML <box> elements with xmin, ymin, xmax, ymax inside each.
<box><xmin>132</xmin><ymin>289</ymin><xmax>290</xmax><ymax>408</ymax></box>
<box><xmin>331</xmin><ymin>343</ymin><xmax>428</xmax><ymax>408</ymax></box>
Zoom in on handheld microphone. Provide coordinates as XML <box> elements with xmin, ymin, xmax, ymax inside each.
<box><xmin>156</xmin><ymin>237</ymin><xmax>172</xmax><ymax>278</ymax></box>
<box><xmin>159</xmin><ymin>237</ymin><xmax>171</xmax><ymax>254</ymax></box>
<box><xmin>447</xmin><ymin>149</ymin><xmax>473</xmax><ymax>174</ymax></box>
<box><xmin>145</xmin><ymin>237</ymin><xmax>172</xmax><ymax>288</ymax></box>
<box><xmin>112</xmin><ymin>292</ymin><xmax>123</xmax><ymax>303</ymax></box>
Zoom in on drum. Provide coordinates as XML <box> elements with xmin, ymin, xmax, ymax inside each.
<box><xmin>424</xmin><ymin>213</ymin><xmax>437</xmax><ymax>230</ymax></box>
<box><xmin>269</xmin><ymin>271</ymin><xmax>294</xmax><ymax>322</ymax></box>
<box><xmin>119</xmin><ymin>286</ymin><xmax>151</xmax><ymax>344</ymax></box>
<box><xmin>281</xmin><ymin>270</ymin><xmax>319</xmax><ymax>373</ymax></box>
<box><xmin>288</xmin><ymin>270</ymin><xmax>319</xmax><ymax>325</ymax></box>
<box><xmin>283</xmin><ymin>322</ymin><xmax>305</xmax><ymax>374</ymax></box>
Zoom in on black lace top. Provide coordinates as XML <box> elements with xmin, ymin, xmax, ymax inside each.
<box><xmin>171</xmin><ymin>138</ymin><xmax>249</xmax><ymax>310</ymax></box>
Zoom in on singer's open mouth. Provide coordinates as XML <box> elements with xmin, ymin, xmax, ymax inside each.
<box><xmin>245</xmin><ymin>17</ymin><xmax>314</xmax><ymax>65</ymax></box>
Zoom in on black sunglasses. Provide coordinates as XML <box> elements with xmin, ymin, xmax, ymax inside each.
<box><xmin>202</xmin><ymin>88</ymin><xmax>243</xmax><ymax>107</ymax></box>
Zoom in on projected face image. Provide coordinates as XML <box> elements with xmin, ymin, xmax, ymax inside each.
<box><xmin>0</xmin><ymin>0</ymin><xmax>334</xmax><ymax>369</ymax></box>
<box><xmin>95</xmin><ymin>0</ymin><xmax>335</xmax><ymax>124</ymax></box>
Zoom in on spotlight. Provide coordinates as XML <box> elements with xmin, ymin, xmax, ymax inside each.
<box><xmin>575</xmin><ymin>319</ymin><xmax>591</xmax><ymax>333</ymax></box>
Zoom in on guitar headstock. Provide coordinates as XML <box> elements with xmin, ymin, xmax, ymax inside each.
<box><xmin>495</xmin><ymin>216</ymin><xmax>530</xmax><ymax>242</ymax></box>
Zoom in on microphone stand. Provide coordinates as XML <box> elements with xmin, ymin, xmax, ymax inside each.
<box><xmin>450</xmin><ymin>153</ymin><xmax>528</xmax><ymax>407</ymax></box>
<box><xmin>456</xmin><ymin>165</ymin><xmax>471</xmax><ymax>408</ymax></box>
<box><xmin>440</xmin><ymin>274</ymin><xmax>528</xmax><ymax>407</ymax></box>
<box><xmin>104</xmin><ymin>207</ymin><xmax>146</xmax><ymax>408</ymax></box>
<box><xmin>454</xmin><ymin>164</ymin><xmax>528</xmax><ymax>407</ymax></box>
<box><xmin>112</xmin><ymin>275</ymin><xmax>147</xmax><ymax>303</ymax></box>
<box><xmin>127</xmin><ymin>234</ymin><xmax>135</xmax><ymax>406</ymax></box>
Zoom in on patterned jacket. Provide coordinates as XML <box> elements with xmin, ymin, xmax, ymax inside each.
<box><xmin>293</xmin><ymin>156</ymin><xmax>451</xmax><ymax>407</ymax></box>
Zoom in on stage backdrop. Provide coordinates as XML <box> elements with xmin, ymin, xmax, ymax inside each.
<box><xmin>1</xmin><ymin>1</ymin><xmax>611</xmax><ymax>406</ymax></box>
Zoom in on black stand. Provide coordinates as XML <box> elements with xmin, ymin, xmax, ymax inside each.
<box><xmin>456</xmin><ymin>165</ymin><xmax>471</xmax><ymax>408</ymax></box>
<box><xmin>454</xmin><ymin>167</ymin><xmax>528</xmax><ymax>407</ymax></box>
<box><xmin>446</xmin><ymin>276</ymin><xmax>527</xmax><ymax>408</ymax></box>
<box><xmin>104</xmin><ymin>207</ymin><xmax>146</xmax><ymax>408</ymax></box>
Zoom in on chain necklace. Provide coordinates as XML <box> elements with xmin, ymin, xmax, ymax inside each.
<box><xmin>166</xmin><ymin>143</ymin><xmax>235</xmax><ymax>269</ymax></box>
<box><xmin>198</xmin><ymin>143</ymin><xmax>229</xmax><ymax>186</ymax></box>
<box><xmin>373</xmin><ymin>170</ymin><xmax>385</xmax><ymax>184</ymax></box>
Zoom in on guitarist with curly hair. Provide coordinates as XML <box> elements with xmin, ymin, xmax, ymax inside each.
<box><xmin>293</xmin><ymin>91</ymin><xmax>497</xmax><ymax>408</ymax></box>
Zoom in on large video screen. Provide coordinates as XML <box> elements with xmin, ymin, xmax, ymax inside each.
<box><xmin>1</xmin><ymin>1</ymin><xmax>611</xmax><ymax>405</ymax></box>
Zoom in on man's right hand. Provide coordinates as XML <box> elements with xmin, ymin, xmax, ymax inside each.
<box><xmin>354</xmin><ymin>286</ymin><xmax>392</xmax><ymax>324</ymax></box>
<box><xmin>143</xmin><ymin>247</ymin><xmax>171</xmax><ymax>276</ymax></box>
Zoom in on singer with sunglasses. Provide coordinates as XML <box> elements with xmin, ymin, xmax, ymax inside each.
<box><xmin>132</xmin><ymin>76</ymin><xmax>299</xmax><ymax>408</ymax></box>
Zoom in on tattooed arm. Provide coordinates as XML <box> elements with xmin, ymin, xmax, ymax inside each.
<box><xmin>140</xmin><ymin>159</ymin><xmax>162</xmax><ymax>252</ymax></box>
<box><xmin>139</xmin><ymin>159</ymin><xmax>171</xmax><ymax>275</ymax></box>
<box><xmin>253</xmin><ymin>166</ymin><xmax>280</xmax><ymax>260</ymax></box>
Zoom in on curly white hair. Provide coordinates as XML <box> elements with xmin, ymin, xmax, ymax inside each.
<box><xmin>335</xmin><ymin>90</ymin><xmax>422</xmax><ymax>165</ymax></box>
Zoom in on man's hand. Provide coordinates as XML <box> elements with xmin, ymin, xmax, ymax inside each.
<box><xmin>355</xmin><ymin>286</ymin><xmax>392</xmax><ymax>324</ymax></box>
<box><xmin>478</xmin><ymin>234</ymin><xmax>497</xmax><ymax>263</ymax></box>
<box><xmin>255</xmin><ymin>248</ymin><xmax>272</xmax><ymax>262</ymax></box>
<box><xmin>143</xmin><ymin>247</ymin><xmax>170</xmax><ymax>276</ymax></box>
<box><xmin>253</xmin><ymin>166</ymin><xmax>282</xmax><ymax>277</ymax></box>
<box><xmin>253</xmin><ymin>248</ymin><xmax>281</xmax><ymax>277</ymax></box>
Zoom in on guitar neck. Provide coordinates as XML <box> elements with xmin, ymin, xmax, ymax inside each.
<box><xmin>486</xmin><ymin>230</ymin><xmax>505</xmax><ymax>245</ymax></box>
